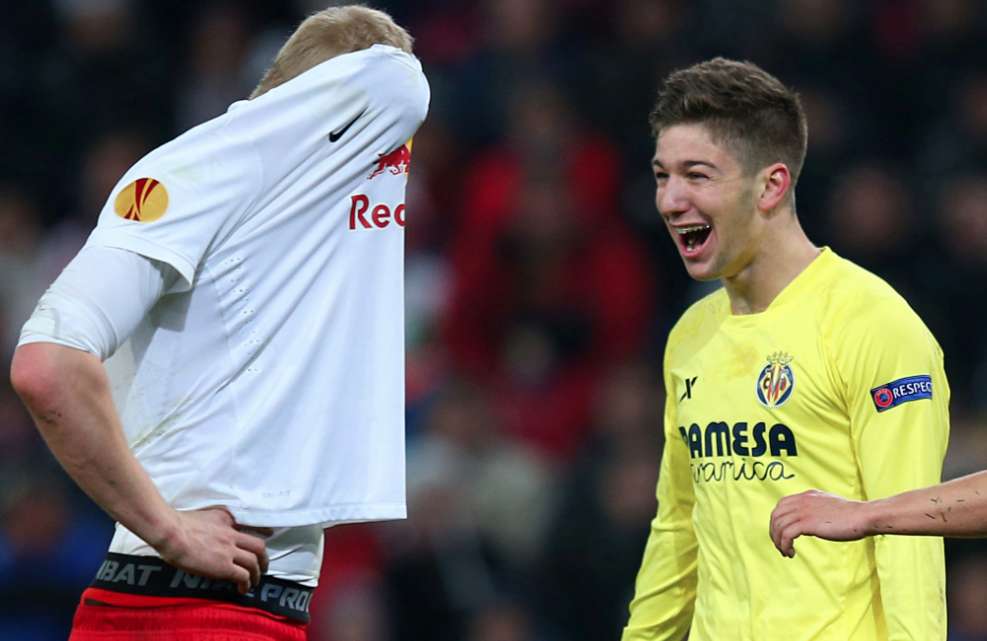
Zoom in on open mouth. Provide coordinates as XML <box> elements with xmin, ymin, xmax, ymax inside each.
<box><xmin>674</xmin><ymin>223</ymin><xmax>713</xmax><ymax>257</ymax></box>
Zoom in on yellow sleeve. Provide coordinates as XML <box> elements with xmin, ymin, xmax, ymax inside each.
<box><xmin>622</xmin><ymin>355</ymin><xmax>697</xmax><ymax>641</ymax></box>
<box><xmin>836</xmin><ymin>296</ymin><xmax>949</xmax><ymax>641</ymax></box>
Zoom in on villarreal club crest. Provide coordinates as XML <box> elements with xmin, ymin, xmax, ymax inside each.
<box><xmin>756</xmin><ymin>352</ymin><xmax>795</xmax><ymax>408</ymax></box>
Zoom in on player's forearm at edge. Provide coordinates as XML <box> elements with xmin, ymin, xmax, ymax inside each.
<box><xmin>11</xmin><ymin>342</ymin><xmax>188</xmax><ymax>546</ymax></box>
<box><xmin>771</xmin><ymin>472</ymin><xmax>987</xmax><ymax>557</ymax></box>
<box><xmin>869</xmin><ymin>473</ymin><xmax>987</xmax><ymax>535</ymax></box>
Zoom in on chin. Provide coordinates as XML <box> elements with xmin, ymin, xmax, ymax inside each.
<box><xmin>682</xmin><ymin>258</ymin><xmax>722</xmax><ymax>282</ymax></box>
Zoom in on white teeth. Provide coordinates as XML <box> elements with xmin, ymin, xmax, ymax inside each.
<box><xmin>675</xmin><ymin>224</ymin><xmax>711</xmax><ymax>235</ymax></box>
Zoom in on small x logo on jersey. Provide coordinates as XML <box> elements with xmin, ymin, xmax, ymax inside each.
<box><xmin>680</xmin><ymin>376</ymin><xmax>698</xmax><ymax>401</ymax></box>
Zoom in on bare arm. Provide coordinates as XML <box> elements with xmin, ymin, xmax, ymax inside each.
<box><xmin>770</xmin><ymin>471</ymin><xmax>987</xmax><ymax>557</ymax></box>
<box><xmin>10</xmin><ymin>342</ymin><xmax>268</xmax><ymax>592</ymax></box>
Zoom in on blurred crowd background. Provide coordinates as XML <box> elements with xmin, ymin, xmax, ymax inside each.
<box><xmin>1</xmin><ymin>0</ymin><xmax>986</xmax><ymax>639</ymax></box>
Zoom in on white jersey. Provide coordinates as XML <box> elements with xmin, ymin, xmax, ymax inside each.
<box><xmin>85</xmin><ymin>45</ymin><xmax>429</xmax><ymax>533</ymax></box>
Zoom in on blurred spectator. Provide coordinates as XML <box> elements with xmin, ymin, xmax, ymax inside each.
<box><xmin>947</xmin><ymin>549</ymin><xmax>987</xmax><ymax>641</ymax></box>
<box><xmin>310</xmin><ymin>574</ymin><xmax>390</xmax><ymax>641</ymax></box>
<box><xmin>921</xmin><ymin>175</ymin><xmax>987</xmax><ymax>409</ymax></box>
<box><xmin>468</xmin><ymin>600</ymin><xmax>539</xmax><ymax>641</ymax></box>
<box><xmin>307</xmin><ymin>523</ymin><xmax>389</xmax><ymax>641</ymax></box>
<box><xmin>0</xmin><ymin>384</ymin><xmax>44</xmax><ymax>476</ymax></box>
<box><xmin>37</xmin><ymin>130</ymin><xmax>149</xmax><ymax>284</ymax></box>
<box><xmin>380</xmin><ymin>379</ymin><xmax>556</xmax><ymax>641</ymax></box>
<box><xmin>943</xmin><ymin>414</ymin><xmax>987</xmax><ymax>481</ymax></box>
<box><xmin>535</xmin><ymin>360</ymin><xmax>661</xmax><ymax>641</ymax></box>
<box><xmin>771</xmin><ymin>0</ymin><xmax>872</xmax><ymax>97</ymax></box>
<box><xmin>825</xmin><ymin>164</ymin><xmax>920</xmax><ymax>292</ymax></box>
<box><xmin>381</xmin><ymin>477</ymin><xmax>502</xmax><ymax>641</ymax></box>
<box><xmin>443</xmin><ymin>0</ymin><xmax>574</xmax><ymax>145</ymax></box>
<box><xmin>0</xmin><ymin>187</ymin><xmax>45</xmax><ymax>347</ymax></box>
<box><xmin>443</xmin><ymin>80</ymin><xmax>655</xmax><ymax>458</ymax></box>
<box><xmin>923</xmin><ymin>72</ymin><xmax>987</xmax><ymax>183</ymax></box>
<box><xmin>0</xmin><ymin>474</ymin><xmax>112</xmax><ymax>641</ymax></box>
<box><xmin>175</xmin><ymin>3</ymin><xmax>255</xmax><ymax>129</ymax></box>
<box><xmin>32</xmin><ymin>1</ymin><xmax>168</xmax><ymax>208</ymax></box>
<box><xmin>788</xmin><ymin>85</ymin><xmax>855</xmax><ymax>233</ymax></box>
<box><xmin>577</xmin><ymin>0</ymin><xmax>691</xmax><ymax>154</ymax></box>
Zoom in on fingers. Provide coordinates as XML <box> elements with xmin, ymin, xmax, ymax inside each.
<box><xmin>238</xmin><ymin>529</ymin><xmax>271</xmax><ymax>575</ymax></box>
<box><xmin>778</xmin><ymin>522</ymin><xmax>802</xmax><ymax>558</ymax></box>
<box><xmin>769</xmin><ymin>503</ymin><xmax>788</xmax><ymax>547</ymax></box>
<box><xmin>212</xmin><ymin>513</ymin><xmax>270</xmax><ymax>582</ymax></box>
<box><xmin>770</xmin><ymin>497</ymin><xmax>807</xmax><ymax>558</ymax></box>
<box><xmin>229</xmin><ymin>561</ymin><xmax>252</xmax><ymax>595</ymax></box>
<box><xmin>216</xmin><ymin>508</ymin><xmax>270</xmax><ymax>576</ymax></box>
<box><xmin>769</xmin><ymin>515</ymin><xmax>783</xmax><ymax>554</ymax></box>
<box><xmin>769</xmin><ymin>517</ymin><xmax>784</xmax><ymax>555</ymax></box>
<box><xmin>233</xmin><ymin>547</ymin><xmax>262</xmax><ymax>592</ymax></box>
<box><xmin>180</xmin><ymin>508</ymin><xmax>270</xmax><ymax>589</ymax></box>
<box><xmin>236</xmin><ymin>530</ymin><xmax>270</xmax><ymax>575</ymax></box>
<box><xmin>769</xmin><ymin>518</ymin><xmax>797</xmax><ymax>558</ymax></box>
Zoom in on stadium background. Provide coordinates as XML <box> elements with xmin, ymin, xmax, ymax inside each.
<box><xmin>1</xmin><ymin>0</ymin><xmax>985</xmax><ymax>639</ymax></box>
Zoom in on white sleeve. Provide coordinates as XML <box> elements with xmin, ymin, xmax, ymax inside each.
<box><xmin>18</xmin><ymin>246</ymin><xmax>179</xmax><ymax>360</ymax></box>
<box><xmin>359</xmin><ymin>47</ymin><xmax>430</xmax><ymax>139</ymax></box>
<box><xmin>87</xmin><ymin>123</ymin><xmax>261</xmax><ymax>291</ymax></box>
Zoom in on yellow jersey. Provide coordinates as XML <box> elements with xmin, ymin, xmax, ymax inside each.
<box><xmin>624</xmin><ymin>248</ymin><xmax>949</xmax><ymax>641</ymax></box>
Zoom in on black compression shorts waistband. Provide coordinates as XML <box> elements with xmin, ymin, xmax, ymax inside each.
<box><xmin>90</xmin><ymin>553</ymin><xmax>313</xmax><ymax>623</ymax></box>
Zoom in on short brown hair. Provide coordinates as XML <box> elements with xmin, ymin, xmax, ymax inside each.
<box><xmin>650</xmin><ymin>58</ymin><xmax>808</xmax><ymax>183</ymax></box>
<box><xmin>251</xmin><ymin>5</ymin><xmax>413</xmax><ymax>98</ymax></box>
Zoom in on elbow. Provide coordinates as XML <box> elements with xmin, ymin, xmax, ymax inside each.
<box><xmin>10</xmin><ymin>343</ymin><xmax>66</xmax><ymax>412</ymax></box>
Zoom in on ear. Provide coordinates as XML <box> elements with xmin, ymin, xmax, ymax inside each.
<box><xmin>757</xmin><ymin>163</ymin><xmax>791</xmax><ymax>213</ymax></box>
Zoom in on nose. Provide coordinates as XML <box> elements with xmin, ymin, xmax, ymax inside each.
<box><xmin>656</xmin><ymin>176</ymin><xmax>690</xmax><ymax>218</ymax></box>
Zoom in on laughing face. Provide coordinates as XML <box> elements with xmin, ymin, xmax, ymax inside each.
<box><xmin>653</xmin><ymin>123</ymin><xmax>764</xmax><ymax>282</ymax></box>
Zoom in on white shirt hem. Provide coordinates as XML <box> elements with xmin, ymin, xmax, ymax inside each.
<box><xmin>228</xmin><ymin>503</ymin><xmax>407</xmax><ymax>528</ymax></box>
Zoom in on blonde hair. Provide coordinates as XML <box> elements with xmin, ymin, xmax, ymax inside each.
<box><xmin>250</xmin><ymin>5</ymin><xmax>413</xmax><ymax>98</ymax></box>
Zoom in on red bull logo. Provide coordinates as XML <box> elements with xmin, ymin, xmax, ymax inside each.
<box><xmin>368</xmin><ymin>139</ymin><xmax>413</xmax><ymax>180</ymax></box>
<box><xmin>756</xmin><ymin>352</ymin><xmax>795</xmax><ymax>408</ymax></box>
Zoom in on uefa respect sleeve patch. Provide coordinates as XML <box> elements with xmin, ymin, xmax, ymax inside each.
<box><xmin>870</xmin><ymin>375</ymin><xmax>933</xmax><ymax>412</ymax></box>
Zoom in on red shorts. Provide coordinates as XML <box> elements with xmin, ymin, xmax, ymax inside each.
<box><xmin>69</xmin><ymin>587</ymin><xmax>308</xmax><ymax>641</ymax></box>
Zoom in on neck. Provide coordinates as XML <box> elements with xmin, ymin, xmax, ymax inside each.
<box><xmin>722</xmin><ymin>214</ymin><xmax>820</xmax><ymax>315</ymax></box>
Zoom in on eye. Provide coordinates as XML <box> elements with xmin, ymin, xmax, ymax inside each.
<box><xmin>687</xmin><ymin>172</ymin><xmax>709</xmax><ymax>181</ymax></box>
<box><xmin>655</xmin><ymin>171</ymin><xmax>669</xmax><ymax>183</ymax></box>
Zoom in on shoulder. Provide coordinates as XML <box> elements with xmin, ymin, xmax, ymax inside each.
<box><xmin>820</xmin><ymin>252</ymin><xmax>940</xmax><ymax>354</ymax></box>
<box><xmin>823</xmin><ymin>253</ymin><xmax>923</xmax><ymax>322</ymax></box>
<box><xmin>125</xmin><ymin>120</ymin><xmax>258</xmax><ymax>207</ymax></box>
<box><xmin>824</xmin><ymin>253</ymin><xmax>903</xmax><ymax>304</ymax></box>
<box><xmin>133</xmin><ymin>112</ymin><xmax>250</xmax><ymax>174</ymax></box>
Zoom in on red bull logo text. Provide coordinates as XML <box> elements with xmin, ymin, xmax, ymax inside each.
<box><xmin>349</xmin><ymin>195</ymin><xmax>405</xmax><ymax>230</ymax></box>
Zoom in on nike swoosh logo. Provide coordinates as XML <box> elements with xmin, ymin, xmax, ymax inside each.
<box><xmin>328</xmin><ymin>111</ymin><xmax>364</xmax><ymax>142</ymax></box>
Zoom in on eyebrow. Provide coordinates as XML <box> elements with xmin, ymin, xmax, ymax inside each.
<box><xmin>651</xmin><ymin>159</ymin><xmax>719</xmax><ymax>171</ymax></box>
